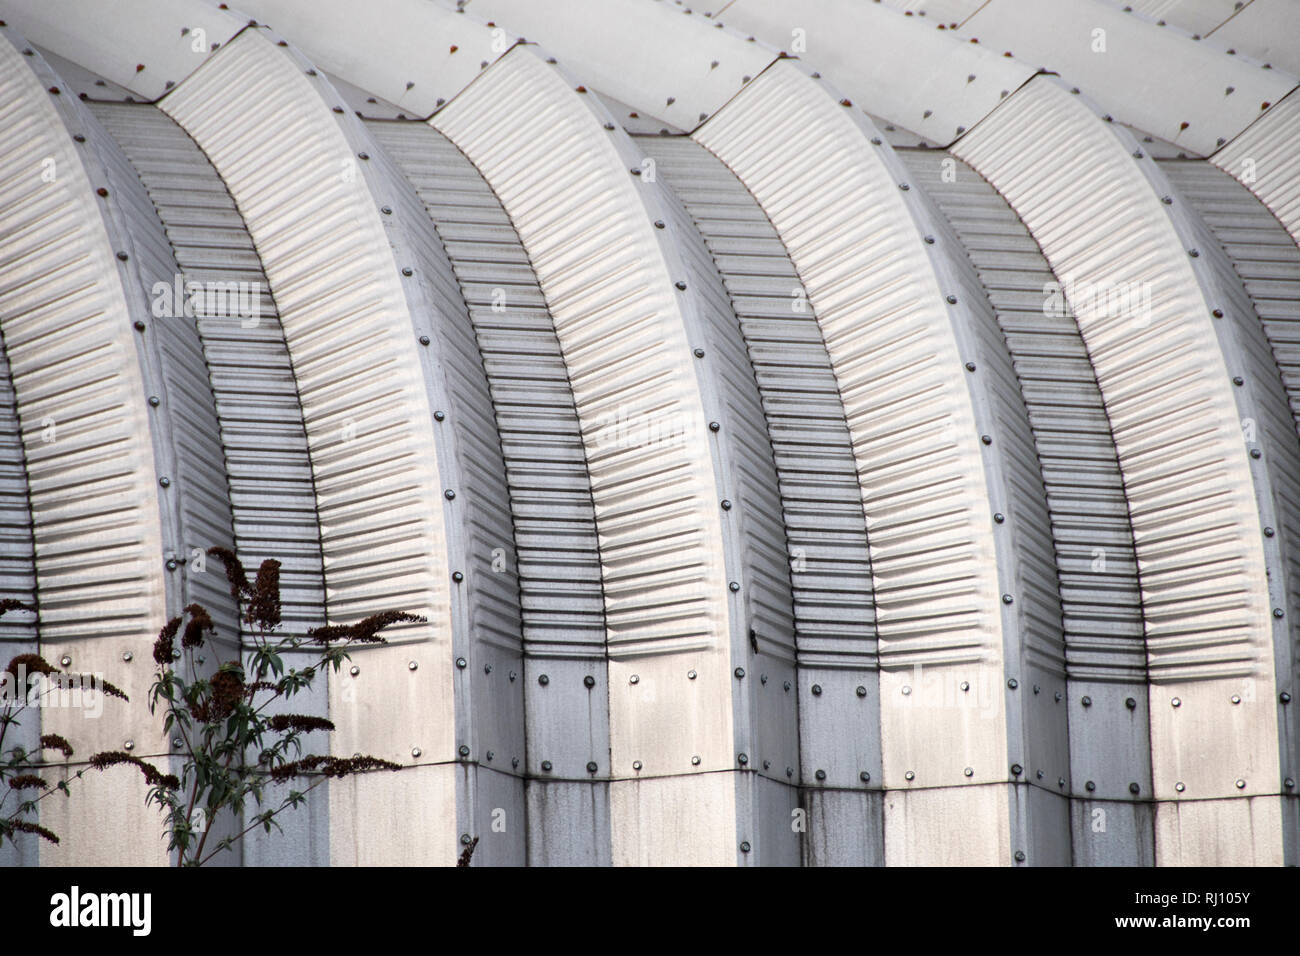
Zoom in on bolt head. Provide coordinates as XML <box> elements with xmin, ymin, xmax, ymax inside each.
<box><xmin>904</xmin><ymin>770</ymin><xmax>915</xmax><ymax>781</ymax></box>
<box><xmin>412</xmin><ymin>747</ymin><xmax>422</xmax><ymax>758</ymax></box>
<box><xmin>859</xmin><ymin>771</ymin><xmax>871</xmax><ymax>783</ymax></box>
<box><xmin>811</xmin><ymin>683</ymin><xmax>822</xmax><ymax>696</ymax></box>
<box><xmin>815</xmin><ymin>769</ymin><xmax>826</xmax><ymax>780</ymax></box>
<box><xmin>586</xmin><ymin>761</ymin><xmax>598</xmax><ymax>773</ymax></box>
<box><xmin>59</xmin><ymin>655</ymin><xmax>71</xmax><ymax>668</ymax></box>
<box><xmin>964</xmin><ymin>767</ymin><xmax>973</xmax><ymax>777</ymax></box>
<box><xmin>734</xmin><ymin>667</ymin><xmax>745</xmax><ymax>679</ymax></box>
<box><xmin>541</xmin><ymin>760</ymin><xmax>553</xmax><ymax>772</ymax></box>
<box><xmin>349</xmin><ymin>665</ymin><xmax>360</xmax><ymax>676</ymax></box>
<box><xmin>1236</xmin><ymin>778</ymin><xmax>1247</xmax><ymax>789</ymax></box>
<box><xmin>584</xmin><ymin>675</ymin><xmax>596</xmax><ymax>688</ymax></box>
<box><xmin>691</xmin><ymin>755</ymin><xmax>701</xmax><ymax>766</ymax></box>
<box><xmin>456</xmin><ymin>657</ymin><xmax>467</xmax><ymax>669</ymax></box>
<box><xmin>408</xmin><ymin>660</ymin><xmax>418</xmax><ymax>671</ymax></box>
<box><xmin>458</xmin><ymin>745</ymin><xmax>470</xmax><ymax>757</ymax></box>
<box><xmin>538</xmin><ymin>673</ymin><xmax>549</xmax><ymax>685</ymax></box>
<box><xmin>122</xmin><ymin>651</ymin><xmax>133</xmax><ymax>662</ymax></box>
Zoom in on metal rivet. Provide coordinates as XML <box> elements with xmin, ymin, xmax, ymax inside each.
<box><xmin>452</xmin><ymin>571</ymin><xmax>463</xmax><ymax>583</ymax></box>
<box><xmin>633</xmin><ymin>760</ymin><xmax>643</xmax><ymax>771</ymax></box>
<box><xmin>760</xmin><ymin>673</ymin><xmax>767</xmax><ymax>685</ymax></box>
<box><xmin>815</xmin><ymin>769</ymin><xmax>826</xmax><ymax>780</ymax></box>
<box><xmin>1058</xmin><ymin>777</ymin><xmax>1066</xmax><ymax>788</ymax></box>
<box><xmin>148</xmin><ymin>396</ymin><xmax>160</xmax><ymax>407</ymax></box>
<box><xmin>675</xmin><ymin>280</ymin><xmax>687</xmax><ymax>291</ymax></box>
<box><xmin>960</xmin><ymin>681</ymin><xmax>970</xmax><ymax>692</ymax></box>
<box><xmin>654</xmin><ymin>219</ymin><xmax>665</xmax><ymax>229</ymax></box>
<box><xmin>738</xmin><ymin>753</ymin><xmax>749</xmax><ymax>766</ymax></box>
<box><xmin>965</xmin><ymin>362</ymin><xmax>977</xmax><ymax>372</ymax></box>
<box><xmin>541</xmin><ymin>760</ymin><xmax>552</xmax><ymax>772</ymax></box>
<box><xmin>687</xmin><ymin>669</ymin><xmax>697</xmax><ymax>680</ymax></box>
<box><xmin>1175</xmin><ymin>782</ymin><xmax>1186</xmax><ymax>792</ymax></box>
<box><xmin>904</xmin><ymin>770</ymin><xmax>915</xmax><ymax>781</ymax></box>
<box><xmin>993</xmin><ymin>513</ymin><xmax>1005</xmax><ymax>524</ymax></box>
<box><xmin>810</xmin><ymin>683</ymin><xmax>822</xmax><ymax>696</ymax></box>
<box><xmin>1133</xmin><ymin>150</ymin><xmax>1144</xmax><ymax>159</ymax></box>
<box><xmin>899</xmin><ymin>183</ymin><xmax>910</xmax><ymax>191</ymax></box>
<box><xmin>786</xmin><ymin>767</ymin><xmax>794</xmax><ymax>778</ymax></box>
<box><xmin>1171</xmin><ymin>697</ymin><xmax>1181</xmax><ymax>707</ymax></box>
<box><xmin>1286</xmin><ymin>778</ymin><xmax>1296</xmax><ymax>789</ymax></box>
<box><xmin>762</xmin><ymin>759</ymin><xmax>771</xmax><ymax>770</ymax></box>
<box><xmin>1129</xmin><ymin>782</ymin><xmax>1140</xmax><ymax>795</ymax></box>
<box><xmin>739</xmin><ymin>841</ymin><xmax>751</xmax><ymax>853</ymax></box>
<box><xmin>945</xmin><ymin>294</ymin><xmax>957</xmax><ymax>304</ymax></box>
<box><xmin>964</xmin><ymin>767</ymin><xmax>974</xmax><ymax>777</ymax></box>
<box><xmin>1086</xmin><ymin>780</ymin><xmax>1096</xmax><ymax>792</ymax></box>
<box><xmin>458</xmin><ymin>745</ymin><xmax>470</xmax><ymax>757</ymax></box>
<box><xmin>859</xmin><ymin>771</ymin><xmax>871</xmax><ymax>783</ymax></box>
<box><xmin>1126</xmin><ymin>697</ymin><xmax>1137</xmax><ymax>710</ymax></box>
<box><xmin>783</xmin><ymin>680</ymin><xmax>791</xmax><ymax>692</ymax></box>
<box><xmin>456</xmin><ymin>657</ymin><xmax>467</xmax><ymax>669</ymax></box>
<box><xmin>1014</xmin><ymin>851</ymin><xmax>1026</xmax><ymax>862</ymax></box>
<box><xmin>1033</xmin><ymin>684</ymin><xmax>1041</xmax><ymax>695</ymax></box>
<box><xmin>434</xmin><ymin>410</ymin><xmax>445</xmax><ymax>421</ymax></box>
<box><xmin>509</xmin><ymin>671</ymin><xmax>516</xmax><ymax>682</ymax></box>
<box><xmin>1235</xmin><ymin>778</ymin><xmax>1246</xmax><ymax>789</ymax></box>
<box><xmin>721</xmin><ymin>499</ymin><xmax>732</xmax><ymax>510</ymax></box>
<box><xmin>419</xmin><ymin>335</ymin><xmax>430</xmax><ymax>346</ymax></box>
<box><xmin>1002</xmin><ymin>594</ymin><xmax>1014</xmax><ymax>606</ymax></box>
<box><xmin>586</xmin><ymin>761</ymin><xmax>597</xmax><ymax>773</ymax></box>
<box><xmin>159</xmin><ymin>477</ymin><xmax>171</xmax><ymax>488</ymax></box>
<box><xmin>629</xmin><ymin>674</ymin><xmax>639</xmax><ymax>684</ymax></box>
<box><xmin>710</xmin><ymin>421</ymin><xmax>722</xmax><ymax>433</ymax></box>
<box><xmin>583</xmin><ymin>675</ymin><xmax>595</xmax><ymax>689</ymax></box>
<box><xmin>982</xmin><ymin>435</ymin><xmax>993</xmax><ymax>446</ymax></box>
<box><xmin>538</xmin><ymin>673</ymin><xmax>549</xmax><ymax>685</ymax></box>
<box><xmin>856</xmin><ymin>685</ymin><xmax>867</xmax><ymax>698</ymax></box>
<box><xmin>1231</xmin><ymin>694</ymin><xmax>1241</xmax><ymax>704</ymax></box>
<box><xmin>924</xmin><ymin>235</ymin><xmax>935</xmax><ymax>244</ymax></box>
<box><xmin>401</xmin><ymin>267</ymin><xmax>413</xmax><ymax>277</ymax></box>
<box><xmin>1212</xmin><ymin>309</ymin><xmax>1224</xmax><ymax>318</ymax></box>
<box><xmin>691</xmin><ymin>755</ymin><xmax>701</xmax><ymax>766</ymax></box>
<box><xmin>123</xmin><ymin>740</ymin><xmax>134</xmax><ymax>751</ymax></box>
<box><xmin>1160</xmin><ymin>196</ymin><xmax>1172</xmax><ymax>205</ymax></box>
<box><xmin>1081</xmin><ymin>695</ymin><xmax>1092</xmax><ymax>707</ymax></box>
<box><xmin>1011</xmin><ymin>764</ymin><xmax>1023</xmax><ymax>776</ymax></box>
<box><xmin>1274</xmin><ymin>607</ymin><xmax>1284</xmax><ymax>618</ymax></box>
<box><xmin>1036</xmin><ymin>770</ymin><xmax>1044</xmax><ymax>779</ymax></box>
<box><xmin>357</xmin><ymin>152</ymin><xmax>369</xmax><ymax>160</ymax></box>
<box><xmin>901</xmin><ymin>685</ymin><xmax>912</xmax><ymax>696</ymax></box>
<box><xmin>165</xmin><ymin>558</ymin><xmax>178</xmax><ymax>572</ymax></box>
<box><xmin>1265</xmin><ymin>527</ymin><xmax>1275</xmax><ymax>537</ymax></box>
<box><xmin>134</xmin><ymin>320</ymin><xmax>148</xmax><ymax>333</ymax></box>
<box><xmin>484</xmin><ymin>751</ymin><xmax>493</xmax><ymax>761</ymax></box>
<box><xmin>408</xmin><ymin>660</ymin><xmax>418</xmax><ymax>671</ymax></box>
<box><xmin>870</xmin><ymin>137</ymin><xmax>882</xmax><ymax>145</ymax></box>
<box><xmin>444</xmin><ymin>488</ymin><xmax>455</xmax><ymax>499</ymax></box>
<box><xmin>58</xmin><ymin>655</ymin><xmax>72</xmax><ymax>668</ymax></box>
<box><xmin>1281</xmin><ymin>692</ymin><xmax>1292</xmax><ymax>704</ymax></box>
<box><xmin>483</xmin><ymin>663</ymin><xmax>492</xmax><ymax>675</ymax></box>
<box><xmin>412</xmin><ymin>747</ymin><xmax>422</xmax><ymax>758</ymax></box>
<box><xmin>728</xmin><ymin>581</ymin><xmax>739</xmax><ymax>592</ymax></box>
<box><xmin>693</xmin><ymin>348</ymin><xmax>705</xmax><ymax>358</ymax></box>
<box><xmin>350</xmin><ymin>665</ymin><xmax>360</xmax><ymax>677</ymax></box>
<box><xmin>734</xmin><ymin>667</ymin><xmax>746</xmax><ymax>679</ymax></box>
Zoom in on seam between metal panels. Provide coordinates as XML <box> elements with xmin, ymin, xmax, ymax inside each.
<box><xmin>1214</xmin><ymin>89</ymin><xmax>1300</xmax><ymax>250</ymax></box>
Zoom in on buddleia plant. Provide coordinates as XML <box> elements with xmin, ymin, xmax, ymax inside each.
<box><xmin>94</xmin><ymin>548</ymin><xmax>421</xmax><ymax>866</ymax></box>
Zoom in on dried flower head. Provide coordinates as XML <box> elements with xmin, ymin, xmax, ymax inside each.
<box><xmin>308</xmin><ymin>611</ymin><xmax>426</xmax><ymax>646</ymax></box>
<box><xmin>0</xmin><ymin>598</ymin><xmax>35</xmax><ymax>618</ymax></box>
<box><xmin>88</xmin><ymin>751</ymin><xmax>180</xmax><ymax>790</ymax></box>
<box><xmin>6</xmin><ymin>820</ymin><xmax>59</xmax><ymax>844</ymax></box>
<box><xmin>267</xmin><ymin>714</ymin><xmax>335</xmax><ymax>734</ymax></box>
<box><xmin>8</xmin><ymin>774</ymin><xmax>49</xmax><ymax>791</ymax></box>
<box><xmin>5</xmin><ymin>653</ymin><xmax>59</xmax><ymax>679</ymax></box>
<box><xmin>154</xmin><ymin>616</ymin><xmax>182</xmax><ymax>667</ymax></box>
<box><xmin>39</xmin><ymin>734</ymin><xmax>74</xmax><ymax>758</ymax></box>
<box><xmin>247</xmin><ymin>559</ymin><xmax>282</xmax><ymax>630</ymax></box>
<box><xmin>181</xmin><ymin>603</ymin><xmax>214</xmax><ymax>649</ymax></box>
<box><xmin>208</xmin><ymin>546</ymin><xmax>251</xmax><ymax>604</ymax></box>
<box><xmin>270</xmin><ymin>754</ymin><xmax>402</xmax><ymax>783</ymax></box>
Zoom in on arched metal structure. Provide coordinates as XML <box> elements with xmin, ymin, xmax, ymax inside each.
<box><xmin>0</xmin><ymin>0</ymin><xmax>1296</xmax><ymax>866</ymax></box>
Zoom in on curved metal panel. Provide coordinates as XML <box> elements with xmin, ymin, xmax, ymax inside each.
<box><xmin>1215</xmin><ymin>91</ymin><xmax>1300</xmax><ymax>249</ymax></box>
<box><xmin>955</xmin><ymin>75</ymin><xmax>1298</xmax><ymax>863</ymax></box>
<box><xmin>0</xmin><ymin>31</ymin><xmax>171</xmax><ymax>865</ymax></box>
<box><xmin>900</xmin><ymin>147</ymin><xmax>1153</xmax><ymax>862</ymax></box>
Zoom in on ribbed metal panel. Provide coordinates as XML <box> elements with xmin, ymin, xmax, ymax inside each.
<box><xmin>0</xmin><ymin>31</ymin><xmax>171</xmax><ymax>865</ymax></box>
<box><xmin>900</xmin><ymin>149</ymin><xmax>1145</xmax><ymax>682</ymax></box>
<box><xmin>638</xmin><ymin>135</ymin><xmax>875</xmax><ymax>664</ymax></box>
<box><xmin>158</xmin><ymin>28</ymin><xmax>465</xmax><ymax>865</ymax></box>
<box><xmin>84</xmin><ymin>102</ymin><xmax>327</xmax><ymax>641</ymax></box>
<box><xmin>955</xmin><ymin>76</ymin><xmax>1293</xmax><ymax>863</ymax></box>
<box><xmin>695</xmin><ymin>58</ymin><xmax>1069</xmax><ymax>865</ymax></box>
<box><xmin>1215</xmin><ymin>91</ymin><xmax>1300</xmax><ymax>249</ymax></box>
<box><xmin>368</xmin><ymin>120</ymin><xmax>600</xmax><ymax>654</ymax></box>
<box><xmin>435</xmin><ymin>46</ymin><xmax>781</xmax><ymax>865</ymax></box>
<box><xmin>0</xmin><ymin>332</ymin><xmax>35</xmax><ymax>646</ymax></box>
<box><xmin>1163</xmin><ymin>159</ymin><xmax>1300</xmax><ymax>436</ymax></box>
<box><xmin>80</xmin><ymin>103</ymin><xmax>238</xmax><ymax>641</ymax></box>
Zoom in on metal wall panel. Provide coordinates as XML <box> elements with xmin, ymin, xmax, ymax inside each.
<box><xmin>0</xmin><ymin>31</ymin><xmax>170</xmax><ymax>865</ymax></box>
<box><xmin>955</xmin><ymin>75</ymin><xmax>1296</xmax><ymax>864</ymax></box>
<box><xmin>1215</xmin><ymin>90</ymin><xmax>1300</xmax><ymax>249</ymax></box>
<box><xmin>1208</xmin><ymin>0</ymin><xmax>1300</xmax><ymax>76</ymax></box>
<box><xmin>694</xmin><ymin>60</ymin><xmax>1066</xmax><ymax>864</ymax></box>
<box><xmin>901</xmin><ymin>148</ymin><xmax>1152</xmax><ymax>863</ymax></box>
<box><xmin>156</xmin><ymin>26</ymin><xmax>486</xmax><ymax>866</ymax></box>
<box><xmin>434</xmin><ymin>46</ymin><xmax>788</xmax><ymax>863</ymax></box>
<box><xmin>368</xmin><ymin>119</ymin><xmax>608</xmax><ymax>864</ymax></box>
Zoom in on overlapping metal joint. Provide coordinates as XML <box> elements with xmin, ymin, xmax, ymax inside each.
<box><xmin>2</xmin><ymin>0</ymin><xmax>1298</xmax><ymax>866</ymax></box>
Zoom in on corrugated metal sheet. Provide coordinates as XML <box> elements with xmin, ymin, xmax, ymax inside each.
<box><xmin>87</xmin><ymin>101</ymin><xmax>327</xmax><ymax>642</ymax></box>
<box><xmin>954</xmin><ymin>75</ymin><xmax>1293</xmax><ymax>863</ymax></box>
<box><xmin>1215</xmin><ymin>90</ymin><xmax>1300</xmax><ymax>249</ymax></box>
<box><xmin>695</xmin><ymin>58</ymin><xmax>1068</xmax><ymax>864</ymax></box>
<box><xmin>0</xmin><ymin>31</ymin><xmax>170</xmax><ymax>865</ymax></box>
<box><xmin>434</xmin><ymin>46</ymin><xmax>774</xmax><ymax>864</ymax></box>
<box><xmin>157</xmin><ymin>28</ymin><xmax>463</xmax><ymax>865</ymax></box>
<box><xmin>1207</xmin><ymin>0</ymin><xmax>1300</xmax><ymax>76</ymax></box>
<box><xmin>901</xmin><ymin>147</ymin><xmax>1152</xmax><ymax>859</ymax></box>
